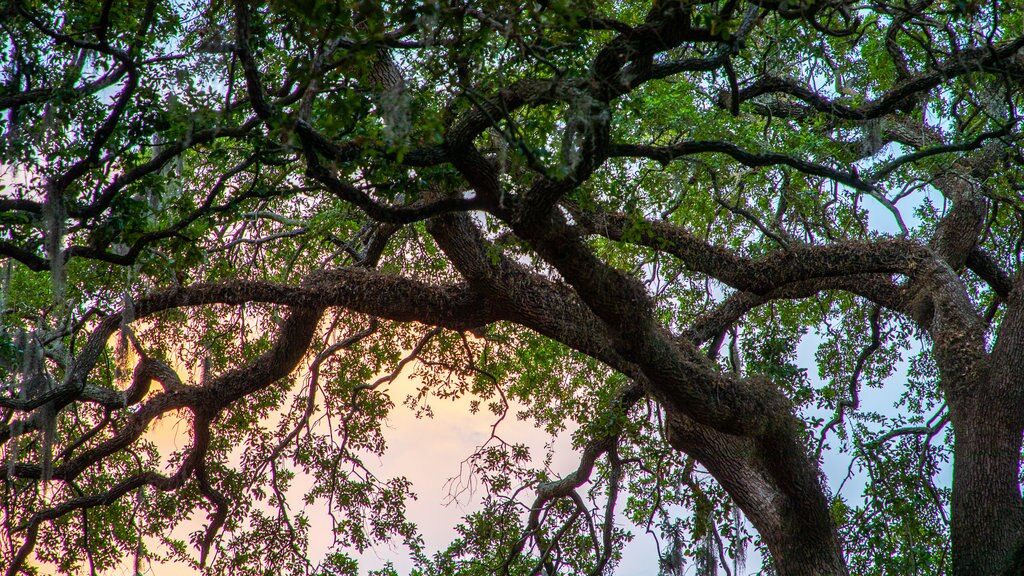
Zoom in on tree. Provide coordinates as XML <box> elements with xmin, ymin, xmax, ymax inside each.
<box><xmin>1</xmin><ymin>0</ymin><xmax>1022</xmax><ymax>574</ymax></box>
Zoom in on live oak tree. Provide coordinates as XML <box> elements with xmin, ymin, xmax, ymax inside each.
<box><xmin>1</xmin><ymin>0</ymin><xmax>1022</xmax><ymax>574</ymax></box>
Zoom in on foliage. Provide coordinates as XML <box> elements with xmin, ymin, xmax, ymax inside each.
<box><xmin>1</xmin><ymin>0</ymin><xmax>1023</xmax><ymax>575</ymax></box>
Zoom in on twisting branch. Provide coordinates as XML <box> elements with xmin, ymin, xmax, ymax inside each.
<box><xmin>500</xmin><ymin>382</ymin><xmax>643</xmax><ymax>575</ymax></box>
<box><xmin>14</xmin><ymin>3</ymin><xmax>143</xmax><ymax>195</ymax></box>
<box><xmin>866</xmin><ymin>407</ymin><xmax>950</xmax><ymax>449</ymax></box>
<box><xmin>299</xmin><ymin>134</ymin><xmax>487</xmax><ymax>224</ymax></box>
<box><xmin>54</xmin><ymin>409</ymin><xmax>112</xmax><ymax>464</ymax></box>
<box><xmin>732</xmin><ymin>37</ymin><xmax>1024</xmax><ymax>121</ymax></box>
<box><xmin>869</xmin><ymin>123</ymin><xmax>1017</xmax><ymax>183</ymax></box>
<box><xmin>815</xmin><ymin>305</ymin><xmax>883</xmax><ymax>460</ymax></box>
<box><xmin>231</xmin><ymin>0</ymin><xmax>276</xmax><ymax>121</ymax></box>
<box><xmin>500</xmin><ymin>435</ymin><xmax>616</xmax><ymax>576</ymax></box>
<box><xmin>590</xmin><ymin>444</ymin><xmax>623</xmax><ymax>576</ymax></box>
<box><xmin>610</xmin><ymin>140</ymin><xmax>874</xmax><ymax>192</ymax></box>
<box><xmin>192</xmin><ymin>421</ymin><xmax>226</xmax><ymax>568</ymax></box>
<box><xmin>568</xmin><ymin>208</ymin><xmax>923</xmax><ymax>295</ymax></box>
<box><xmin>712</xmin><ymin>185</ymin><xmax>792</xmax><ymax>250</ymax></box>
<box><xmin>5</xmin><ymin>447</ymin><xmax>204</xmax><ymax>576</ymax></box>
<box><xmin>966</xmin><ymin>247</ymin><xmax>1014</xmax><ymax>299</ymax></box>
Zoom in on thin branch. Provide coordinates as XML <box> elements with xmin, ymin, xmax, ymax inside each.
<box><xmin>349</xmin><ymin>326</ymin><xmax>442</xmax><ymax>403</ymax></box>
<box><xmin>258</xmin><ymin>320</ymin><xmax>377</xmax><ymax>475</ymax></box>
<box><xmin>609</xmin><ymin>140</ymin><xmax>874</xmax><ymax>192</ymax></box>
<box><xmin>816</xmin><ymin>305</ymin><xmax>883</xmax><ymax>460</ymax></box>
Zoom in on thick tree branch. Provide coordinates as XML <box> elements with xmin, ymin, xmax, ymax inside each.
<box><xmin>571</xmin><ymin>210</ymin><xmax>925</xmax><ymax>294</ymax></box>
<box><xmin>966</xmin><ymin>248</ymin><xmax>1014</xmax><ymax>299</ymax></box>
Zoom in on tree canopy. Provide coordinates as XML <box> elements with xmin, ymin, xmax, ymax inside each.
<box><xmin>2</xmin><ymin>0</ymin><xmax>1023</xmax><ymax>574</ymax></box>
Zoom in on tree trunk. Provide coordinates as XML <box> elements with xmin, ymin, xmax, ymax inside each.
<box><xmin>666</xmin><ymin>412</ymin><xmax>848</xmax><ymax>576</ymax></box>
<box><xmin>945</xmin><ymin>278</ymin><xmax>1024</xmax><ymax>575</ymax></box>
<box><xmin>950</xmin><ymin>402</ymin><xmax>1024</xmax><ymax>575</ymax></box>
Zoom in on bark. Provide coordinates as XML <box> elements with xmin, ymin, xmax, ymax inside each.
<box><xmin>949</xmin><ymin>405</ymin><xmax>1024</xmax><ymax>575</ymax></box>
<box><xmin>950</xmin><ymin>279</ymin><xmax>1024</xmax><ymax>575</ymax></box>
<box><xmin>914</xmin><ymin>146</ymin><xmax>1024</xmax><ymax>575</ymax></box>
<box><xmin>666</xmin><ymin>413</ymin><xmax>848</xmax><ymax>576</ymax></box>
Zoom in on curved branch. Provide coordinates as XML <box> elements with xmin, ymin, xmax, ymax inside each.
<box><xmin>194</xmin><ymin>422</ymin><xmax>227</xmax><ymax>568</ymax></box>
<box><xmin>966</xmin><ymin>247</ymin><xmax>1014</xmax><ymax>299</ymax></box>
<box><xmin>71</xmin><ymin>119</ymin><xmax>260</xmax><ymax>220</ymax></box>
<box><xmin>815</xmin><ymin>305</ymin><xmax>883</xmax><ymax>459</ymax></box>
<box><xmin>571</xmin><ymin>210</ymin><xmax>925</xmax><ymax>294</ymax></box>
<box><xmin>259</xmin><ymin>320</ymin><xmax>378</xmax><ymax>475</ymax></box>
<box><xmin>501</xmin><ymin>434</ymin><xmax>620</xmax><ymax>575</ymax></box>
<box><xmin>683</xmin><ymin>275</ymin><xmax>905</xmax><ymax>348</ymax></box>
<box><xmin>610</xmin><ymin>140</ymin><xmax>873</xmax><ymax>192</ymax></box>
<box><xmin>870</xmin><ymin>123</ymin><xmax>1017</xmax><ymax>183</ymax></box>
<box><xmin>735</xmin><ymin>38</ymin><xmax>1024</xmax><ymax>121</ymax></box>
<box><xmin>300</xmin><ymin>138</ymin><xmax>487</xmax><ymax>224</ymax></box>
<box><xmin>4</xmin><ymin>462</ymin><xmax>195</xmax><ymax>576</ymax></box>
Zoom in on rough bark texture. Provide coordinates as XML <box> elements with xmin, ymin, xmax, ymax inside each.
<box><xmin>949</xmin><ymin>279</ymin><xmax>1024</xmax><ymax>574</ymax></box>
<box><xmin>667</xmin><ymin>414</ymin><xmax>848</xmax><ymax>575</ymax></box>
